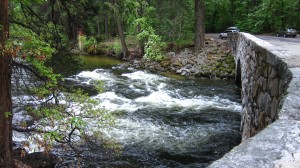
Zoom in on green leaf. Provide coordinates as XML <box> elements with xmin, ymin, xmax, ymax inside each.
<box><xmin>4</xmin><ymin>112</ymin><xmax>12</xmax><ymax>118</ymax></box>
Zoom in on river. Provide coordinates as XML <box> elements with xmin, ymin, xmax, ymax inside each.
<box><xmin>13</xmin><ymin>55</ymin><xmax>242</xmax><ymax>168</ymax></box>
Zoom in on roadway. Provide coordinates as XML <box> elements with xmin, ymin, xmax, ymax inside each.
<box><xmin>256</xmin><ymin>35</ymin><xmax>300</xmax><ymax>56</ymax></box>
<box><xmin>207</xmin><ymin>33</ymin><xmax>300</xmax><ymax>56</ymax></box>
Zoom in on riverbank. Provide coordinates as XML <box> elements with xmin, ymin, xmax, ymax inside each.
<box><xmin>122</xmin><ymin>36</ymin><xmax>235</xmax><ymax>80</ymax></box>
<box><xmin>72</xmin><ymin>35</ymin><xmax>236</xmax><ymax>80</ymax></box>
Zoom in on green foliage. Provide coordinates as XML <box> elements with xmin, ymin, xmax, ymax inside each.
<box><xmin>95</xmin><ymin>81</ymin><xmax>105</xmax><ymax>93</ymax></box>
<box><xmin>79</xmin><ymin>33</ymin><xmax>123</xmax><ymax>55</ymax></box>
<box><xmin>155</xmin><ymin>0</ymin><xmax>194</xmax><ymax>41</ymax></box>
<box><xmin>143</xmin><ymin>33</ymin><xmax>166</xmax><ymax>61</ymax></box>
<box><xmin>136</xmin><ymin>17</ymin><xmax>166</xmax><ymax>61</ymax></box>
<box><xmin>10</xmin><ymin>1</ymin><xmax>70</xmax><ymax>49</ymax></box>
<box><xmin>6</xmin><ymin>4</ymin><xmax>119</xmax><ymax>155</ymax></box>
<box><xmin>6</xmin><ymin>24</ymin><xmax>61</xmax><ymax>101</ymax></box>
<box><xmin>9</xmin><ymin>31</ymin><xmax>62</xmax><ymax>100</ymax></box>
<box><xmin>7</xmin><ymin>24</ymin><xmax>55</xmax><ymax>60</ymax></box>
<box><xmin>205</xmin><ymin>0</ymin><xmax>300</xmax><ymax>33</ymax></box>
<box><xmin>10</xmin><ymin>0</ymin><xmax>300</xmax><ymax>52</ymax></box>
<box><xmin>81</xmin><ymin>37</ymin><xmax>123</xmax><ymax>55</ymax></box>
<box><xmin>42</xmin><ymin>22</ymin><xmax>69</xmax><ymax>49</ymax></box>
<box><xmin>4</xmin><ymin>112</ymin><xmax>12</xmax><ymax>118</ymax></box>
<box><xmin>123</xmin><ymin>36</ymin><xmax>138</xmax><ymax>49</ymax></box>
<box><xmin>82</xmin><ymin>36</ymin><xmax>97</xmax><ymax>52</ymax></box>
<box><xmin>206</xmin><ymin>0</ymin><xmax>231</xmax><ymax>32</ymax></box>
<box><xmin>108</xmin><ymin>39</ymin><xmax>122</xmax><ymax>54</ymax></box>
<box><xmin>26</xmin><ymin>84</ymin><xmax>119</xmax><ymax>153</ymax></box>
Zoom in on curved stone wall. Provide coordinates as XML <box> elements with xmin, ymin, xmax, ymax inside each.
<box><xmin>232</xmin><ymin>33</ymin><xmax>292</xmax><ymax>140</ymax></box>
<box><xmin>208</xmin><ymin>33</ymin><xmax>300</xmax><ymax>167</ymax></box>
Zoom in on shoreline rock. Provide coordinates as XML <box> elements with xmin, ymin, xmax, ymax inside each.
<box><xmin>122</xmin><ymin>38</ymin><xmax>235</xmax><ymax>80</ymax></box>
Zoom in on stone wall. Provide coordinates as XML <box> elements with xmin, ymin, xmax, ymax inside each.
<box><xmin>231</xmin><ymin>33</ymin><xmax>292</xmax><ymax>140</ymax></box>
<box><xmin>208</xmin><ymin>33</ymin><xmax>300</xmax><ymax>167</ymax></box>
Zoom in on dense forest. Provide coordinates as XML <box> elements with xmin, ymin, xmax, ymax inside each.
<box><xmin>1</xmin><ymin>0</ymin><xmax>300</xmax><ymax>167</ymax></box>
<box><xmin>5</xmin><ymin>0</ymin><xmax>300</xmax><ymax>56</ymax></box>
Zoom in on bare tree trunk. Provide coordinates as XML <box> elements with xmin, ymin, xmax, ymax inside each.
<box><xmin>112</xmin><ymin>0</ymin><xmax>128</xmax><ymax>59</ymax></box>
<box><xmin>194</xmin><ymin>0</ymin><xmax>205</xmax><ymax>50</ymax></box>
<box><xmin>116</xmin><ymin>15</ymin><xmax>128</xmax><ymax>58</ymax></box>
<box><xmin>137</xmin><ymin>0</ymin><xmax>145</xmax><ymax>56</ymax></box>
<box><xmin>0</xmin><ymin>0</ymin><xmax>14</xmax><ymax>167</ymax></box>
<box><xmin>97</xmin><ymin>16</ymin><xmax>101</xmax><ymax>35</ymax></box>
<box><xmin>105</xmin><ymin>11</ymin><xmax>109</xmax><ymax>39</ymax></box>
<box><xmin>137</xmin><ymin>25</ymin><xmax>145</xmax><ymax>56</ymax></box>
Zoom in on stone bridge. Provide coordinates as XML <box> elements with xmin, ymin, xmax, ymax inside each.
<box><xmin>208</xmin><ymin>33</ymin><xmax>300</xmax><ymax>167</ymax></box>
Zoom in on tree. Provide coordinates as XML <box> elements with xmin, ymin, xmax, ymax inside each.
<box><xmin>107</xmin><ymin>0</ymin><xmax>129</xmax><ymax>58</ymax></box>
<box><xmin>194</xmin><ymin>0</ymin><xmax>205</xmax><ymax>50</ymax></box>
<box><xmin>0</xmin><ymin>1</ymin><xmax>120</xmax><ymax>166</ymax></box>
<box><xmin>0</xmin><ymin>0</ymin><xmax>14</xmax><ymax>167</ymax></box>
<box><xmin>116</xmin><ymin>13</ymin><xmax>129</xmax><ymax>58</ymax></box>
<box><xmin>150</xmin><ymin>0</ymin><xmax>192</xmax><ymax>41</ymax></box>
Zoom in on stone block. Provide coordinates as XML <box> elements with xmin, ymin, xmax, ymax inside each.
<box><xmin>268</xmin><ymin>77</ymin><xmax>279</xmax><ymax>97</ymax></box>
<box><xmin>266</xmin><ymin>52</ymin><xmax>278</xmax><ymax>66</ymax></box>
<box><xmin>269</xmin><ymin>67</ymin><xmax>277</xmax><ymax>79</ymax></box>
<box><xmin>208</xmin><ymin>120</ymin><xmax>300</xmax><ymax>168</ymax></box>
<box><xmin>270</xmin><ymin>98</ymin><xmax>279</xmax><ymax>119</ymax></box>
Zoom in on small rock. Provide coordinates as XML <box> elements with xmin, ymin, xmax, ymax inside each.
<box><xmin>181</xmin><ymin>70</ymin><xmax>189</xmax><ymax>76</ymax></box>
<box><xmin>185</xmin><ymin>64</ymin><xmax>193</xmax><ymax>69</ymax></box>
<box><xmin>190</xmin><ymin>67</ymin><xmax>200</xmax><ymax>74</ymax></box>
<box><xmin>181</xmin><ymin>68</ymin><xmax>190</xmax><ymax>76</ymax></box>
<box><xmin>172</xmin><ymin>60</ymin><xmax>183</xmax><ymax>67</ymax></box>
<box><xmin>196</xmin><ymin>58</ymin><xmax>205</xmax><ymax>65</ymax></box>
<box><xmin>133</xmin><ymin>60</ymin><xmax>141</xmax><ymax>65</ymax></box>
<box><xmin>180</xmin><ymin>48</ymin><xmax>192</xmax><ymax>55</ymax></box>
<box><xmin>166</xmin><ymin>52</ymin><xmax>176</xmax><ymax>57</ymax></box>
<box><xmin>223</xmin><ymin>61</ymin><xmax>229</xmax><ymax>68</ymax></box>
<box><xmin>182</xmin><ymin>59</ymin><xmax>188</xmax><ymax>66</ymax></box>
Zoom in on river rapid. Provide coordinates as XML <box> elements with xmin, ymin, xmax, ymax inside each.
<box><xmin>13</xmin><ymin>55</ymin><xmax>242</xmax><ymax>168</ymax></box>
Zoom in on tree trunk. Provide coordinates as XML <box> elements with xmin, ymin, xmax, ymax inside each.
<box><xmin>112</xmin><ymin>0</ymin><xmax>128</xmax><ymax>58</ymax></box>
<box><xmin>105</xmin><ymin>11</ymin><xmax>109</xmax><ymax>39</ymax></box>
<box><xmin>137</xmin><ymin>1</ymin><xmax>145</xmax><ymax>56</ymax></box>
<box><xmin>194</xmin><ymin>0</ymin><xmax>205</xmax><ymax>50</ymax></box>
<box><xmin>137</xmin><ymin>25</ymin><xmax>145</xmax><ymax>56</ymax></box>
<box><xmin>116</xmin><ymin>15</ymin><xmax>128</xmax><ymax>59</ymax></box>
<box><xmin>97</xmin><ymin>16</ymin><xmax>101</xmax><ymax>35</ymax></box>
<box><xmin>0</xmin><ymin>0</ymin><xmax>14</xmax><ymax>167</ymax></box>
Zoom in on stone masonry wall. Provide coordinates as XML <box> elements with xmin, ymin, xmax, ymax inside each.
<box><xmin>230</xmin><ymin>33</ymin><xmax>292</xmax><ymax>140</ymax></box>
<box><xmin>208</xmin><ymin>33</ymin><xmax>300</xmax><ymax>167</ymax></box>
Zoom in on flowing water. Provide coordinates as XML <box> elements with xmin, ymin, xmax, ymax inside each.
<box><xmin>13</xmin><ymin>55</ymin><xmax>242</xmax><ymax>168</ymax></box>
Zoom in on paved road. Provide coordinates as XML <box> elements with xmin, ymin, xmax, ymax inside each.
<box><xmin>255</xmin><ymin>35</ymin><xmax>300</xmax><ymax>56</ymax></box>
<box><xmin>207</xmin><ymin>33</ymin><xmax>300</xmax><ymax>56</ymax></box>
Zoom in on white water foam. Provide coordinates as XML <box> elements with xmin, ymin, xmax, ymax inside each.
<box><xmin>72</xmin><ymin>69</ymin><xmax>115</xmax><ymax>84</ymax></box>
<box><xmin>122</xmin><ymin>71</ymin><xmax>165</xmax><ymax>81</ymax></box>
<box><xmin>93</xmin><ymin>92</ymin><xmax>139</xmax><ymax>112</ymax></box>
<box><xmin>12</xmin><ymin>68</ymin><xmax>242</xmax><ymax>156</ymax></box>
<box><xmin>134</xmin><ymin>91</ymin><xmax>241</xmax><ymax>112</ymax></box>
<box><xmin>105</xmin><ymin>117</ymin><xmax>211</xmax><ymax>153</ymax></box>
